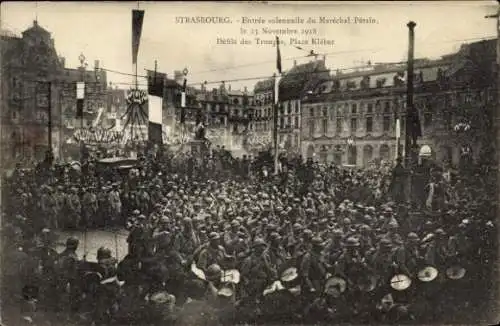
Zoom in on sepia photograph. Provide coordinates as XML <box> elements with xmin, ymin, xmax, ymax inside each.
<box><xmin>0</xmin><ymin>1</ymin><xmax>498</xmax><ymax>325</ymax></box>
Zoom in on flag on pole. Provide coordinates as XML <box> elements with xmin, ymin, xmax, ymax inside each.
<box><xmin>76</xmin><ymin>82</ymin><xmax>85</xmax><ymax>118</ymax></box>
<box><xmin>147</xmin><ymin>70</ymin><xmax>165</xmax><ymax>144</ymax></box>
<box><xmin>132</xmin><ymin>10</ymin><xmax>145</xmax><ymax>64</ymax></box>
<box><xmin>181</xmin><ymin>79</ymin><xmax>187</xmax><ymax>108</ymax></box>
<box><xmin>276</xmin><ymin>36</ymin><xmax>282</xmax><ymax>74</ymax></box>
<box><xmin>180</xmin><ymin>78</ymin><xmax>187</xmax><ymax>124</ymax></box>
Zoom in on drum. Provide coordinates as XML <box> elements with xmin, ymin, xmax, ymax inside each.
<box><xmin>221</xmin><ymin>269</ymin><xmax>240</xmax><ymax>284</ymax></box>
<box><xmin>263</xmin><ymin>280</ymin><xmax>285</xmax><ymax>296</ymax></box>
<box><xmin>217</xmin><ymin>284</ymin><xmax>234</xmax><ymax>298</ymax></box>
<box><xmin>390</xmin><ymin>274</ymin><xmax>412</xmax><ymax>291</ymax></box>
<box><xmin>324</xmin><ymin>276</ymin><xmax>347</xmax><ymax>297</ymax></box>
<box><xmin>446</xmin><ymin>265</ymin><xmax>466</xmax><ymax>280</ymax></box>
<box><xmin>280</xmin><ymin>267</ymin><xmax>300</xmax><ymax>288</ymax></box>
<box><xmin>358</xmin><ymin>275</ymin><xmax>378</xmax><ymax>293</ymax></box>
<box><xmin>191</xmin><ymin>262</ymin><xmax>206</xmax><ymax>280</ymax></box>
<box><xmin>417</xmin><ymin>266</ymin><xmax>438</xmax><ymax>282</ymax></box>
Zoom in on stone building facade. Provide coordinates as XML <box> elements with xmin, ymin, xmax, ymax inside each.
<box><xmin>300</xmin><ymin>39</ymin><xmax>496</xmax><ymax>168</ymax></box>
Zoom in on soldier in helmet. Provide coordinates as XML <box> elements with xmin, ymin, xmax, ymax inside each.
<box><xmin>300</xmin><ymin>237</ymin><xmax>329</xmax><ymax>294</ymax></box>
<box><xmin>196</xmin><ymin>232</ymin><xmax>229</xmax><ymax>272</ymax></box>
<box><xmin>28</xmin><ymin>228</ymin><xmax>59</xmax><ymax>310</ymax></box>
<box><xmin>56</xmin><ymin>237</ymin><xmax>80</xmax><ymax>312</ymax></box>
<box><xmin>241</xmin><ymin>237</ymin><xmax>276</xmax><ymax>302</ymax></box>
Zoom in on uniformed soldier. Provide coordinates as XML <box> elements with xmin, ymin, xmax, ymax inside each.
<box><xmin>241</xmin><ymin>238</ymin><xmax>276</xmax><ymax>301</ymax></box>
<box><xmin>174</xmin><ymin>217</ymin><xmax>200</xmax><ymax>261</ymax></box>
<box><xmin>108</xmin><ymin>183</ymin><xmax>122</xmax><ymax>227</ymax></box>
<box><xmin>300</xmin><ymin>237</ymin><xmax>329</xmax><ymax>294</ymax></box>
<box><xmin>56</xmin><ymin>237</ymin><xmax>80</xmax><ymax>312</ymax></box>
<box><xmin>196</xmin><ymin>232</ymin><xmax>229</xmax><ymax>272</ymax></box>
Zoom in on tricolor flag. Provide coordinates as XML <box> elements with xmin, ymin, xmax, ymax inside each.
<box><xmin>76</xmin><ymin>82</ymin><xmax>85</xmax><ymax>118</ymax></box>
<box><xmin>132</xmin><ymin>10</ymin><xmax>145</xmax><ymax>65</ymax></box>
<box><xmin>147</xmin><ymin>70</ymin><xmax>166</xmax><ymax>145</ymax></box>
<box><xmin>180</xmin><ymin>78</ymin><xmax>187</xmax><ymax>124</ymax></box>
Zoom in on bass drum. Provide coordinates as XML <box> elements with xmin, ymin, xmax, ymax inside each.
<box><xmin>324</xmin><ymin>276</ymin><xmax>347</xmax><ymax>298</ymax></box>
<box><xmin>445</xmin><ymin>256</ymin><xmax>467</xmax><ymax>281</ymax></box>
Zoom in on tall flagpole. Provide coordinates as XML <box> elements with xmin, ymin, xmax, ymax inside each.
<box><xmin>273</xmin><ymin>73</ymin><xmax>280</xmax><ymax>175</ymax></box>
<box><xmin>274</xmin><ymin>36</ymin><xmax>282</xmax><ymax>175</ymax></box>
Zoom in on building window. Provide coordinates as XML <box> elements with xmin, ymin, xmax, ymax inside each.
<box><xmin>367</xmin><ymin>103</ymin><xmax>373</xmax><ymax>113</ymax></box>
<box><xmin>287</xmin><ymin>103</ymin><xmax>291</xmax><ymax>115</ymax></box>
<box><xmin>352</xmin><ymin>103</ymin><xmax>357</xmax><ymax>114</ymax></box>
<box><xmin>336</xmin><ymin>118</ymin><xmax>342</xmax><ymax>133</ymax></box>
<box><xmin>310</xmin><ymin>107</ymin><xmax>315</xmax><ymax>117</ymax></box>
<box><xmin>351</xmin><ymin>118</ymin><xmax>357</xmax><ymax>132</ymax></box>
<box><xmin>309</xmin><ymin>120</ymin><xmax>315</xmax><ymax>137</ymax></box>
<box><xmin>366</xmin><ymin>116</ymin><xmax>373</xmax><ymax>132</ymax></box>
<box><xmin>280</xmin><ymin>117</ymin><xmax>284</xmax><ymax>129</ymax></box>
<box><xmin>294</xmin><ymin>134</ymin><xmax>299</xmax><ymax>146</ymax></box>
<box><xmin>383</xmin><ymin>116</ymin><xmax>391</xmax><ymax>132</ymax></box>
<box><xmin>443</xmin><ymin>110</ymin><xmax>452</xmax><ymax>129</ymax></box>
<box><xmin>294</xmin><ymin>116</ymin><xmax>299</xmax><ymax>128</ymax></box>
<box><xmin>384</xmin><ymin>102</ymin><xmax>391</xmax><ymax>114</ymax></box>
<box><xmin>323</xmin><ymin>107</ymin><xmax>328</xmax><ymax>117</ymax></box>
<box><xmin>424</xmin><ymin>110</ymin><xmax>433</xmax><ymax>128</ymax></box>
<box><xmin>322</xmin><ymin>119</ymin><xmax>328</xmax><ymax>134</ymax></box>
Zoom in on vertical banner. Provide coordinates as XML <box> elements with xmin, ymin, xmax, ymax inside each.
<box><xmin>395</xmin><ymin>118</ymin><xmax>400</xmax><ymax>160</ymax></box>
<box><xmin>181</xmin><ymin>79</ymin><xmax>187</xmax><ymax>108</ymax></box>
<box><xmin>147</xmin><ymin>70</ymin><xmax>166</xmax><ymax>145</ymax></box>
<box><xmin>132</xmin><ymin>10</ymin><xmax>145</xmax><ymax>65</ymax></box>
<box><xmin>76</xmin><ymin>82</ymin><xmax>85</xmax><ymax>118</ymax></box>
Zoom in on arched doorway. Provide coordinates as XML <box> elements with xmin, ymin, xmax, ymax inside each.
<box><xmin>347</xmin><ymin>145</ymin><xmax>357</xmax><ymax>165</ymax></box>
<box><xmin>306</xmin><ymin>144</ymin><xmax>314</xmax><ymax>159</ymax></box>
<box><xmin>363</xmin><ymin>145</ymin><xmax>373</xmax><ymax>167</ymax></box>
<box><xmin>333</xmin><ymin>145</ymin><xmax>342</xmax><ymax>165</ymax></box>
<box><xmin>380</xmin><ymin>144</ymin><xmax>390</xmax><ymax>162</ymax></box>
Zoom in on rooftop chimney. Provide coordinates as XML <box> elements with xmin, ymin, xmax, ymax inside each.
<box><xmin>60</xmin><ymin>57</ymin><xmax>65</xmax><ymax>67</ymax></box>
<box><xmin>243</xmin><ymin>86</ymin><xmax>248</xmax><ymax>94</ymax></box>
<box><xmin>294</xmin><ymin>60</ymin><xmax>297</xmax><ymax>67</ymax></box>
<box><xmin>228</xmin><ymin>84</ymin><xmax>231</xmax><ymax>92</ymax></box>
<box><xmin>94</xmin><ymin>60</ymin><xmax>100</xmax><ymax>70</ymax></box>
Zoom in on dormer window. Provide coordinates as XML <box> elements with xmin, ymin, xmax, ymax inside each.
<box><xmin>346</xmin><ymin>80</ymin><xmax>357</xmax><ymax>90</ymax></box>
<box><xmin>376</xmin><ymin>77</ymin><xmax>386</xmax><ymax>88</ymax></box>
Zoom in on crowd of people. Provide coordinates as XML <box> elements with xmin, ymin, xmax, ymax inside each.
<box><xmin>1</xmin><ymin>144</ymin><xmax>497</xmax><ymax>325</ymax></box>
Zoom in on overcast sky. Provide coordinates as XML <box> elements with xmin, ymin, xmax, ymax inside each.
<box><xmin>1</xmin><ymin>1</ymin><xmax>497</xmax><ymax>91</ymax></box>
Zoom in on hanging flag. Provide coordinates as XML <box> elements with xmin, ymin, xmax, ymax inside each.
<box><xmin>132</xmin><ymin>10</ymin><xmax>145</xmax><ymax>65</ymax></box>
<box><xmin>180</xmin><ymin>78</ymin><xmax>187</xmax><ymax>124</ymax></box>
<box><xmin>276</xmin><ymin>36</ymin><xmax>282</xmax><ymax>74</ymax></box>
<box><xmin>181</xmin><ymin>79</ymin><xmax>187</xmax><ymax>108</ymax></box>
<box><xmin>76</xmin><ymin>82</ymin><xmax>85</xmax><ymax>118</ymax></box>
<box><xmin>147</xmin><ymin>70</ymin><xmax>165</xmax><ymax>145</ymax></box>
